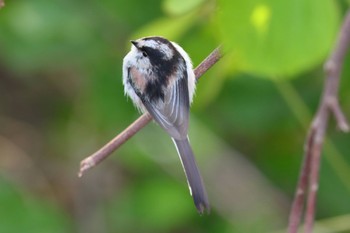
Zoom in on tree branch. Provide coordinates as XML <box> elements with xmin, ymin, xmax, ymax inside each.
<box><xmin>0</xmin><ymin>0</ymin><xmax>5</xmax><ymax>9</ymax></box>
<box><xmin>79</xmin><ymin>47</ymin><xmax>222</xmax><ymax>177</ymax></box>
<box><xmin>287</xmin><ymin>10</ymin><xmax>350</xmax><ymax>233</ymax></box>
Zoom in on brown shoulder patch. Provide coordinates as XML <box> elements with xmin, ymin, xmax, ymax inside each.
<box><xmin>130</xmin><ymin>67</ymin><xmax>147</xmax><ymax>93</ymax></box>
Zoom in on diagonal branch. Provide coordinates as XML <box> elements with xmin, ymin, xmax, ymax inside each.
<box><xmin>79</xmin><ymin>47</ymin><xmax>222</xmax><ymax>177</ymax></box>
<box><xmin>287</xmin><ymin>10</ymin><xmax>350</xmax><ymax>233</ymax></box>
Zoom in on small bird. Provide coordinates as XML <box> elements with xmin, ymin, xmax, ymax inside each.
<box><xmin>122</xmin><ymin>36</ymin><xmax>209</xmax><ymax>214</ymax></box>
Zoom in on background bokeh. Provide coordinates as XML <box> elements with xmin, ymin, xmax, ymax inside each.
<box><xmin>0</xmin><ymin>0</ymin><xmax>350</xmax><ymax>232</ymax></box>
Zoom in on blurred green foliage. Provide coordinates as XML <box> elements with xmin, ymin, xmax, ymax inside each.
<box><xmin>0</xmin><ymin>0</ymin><xmax>350</xmax><ymax>232</ymax></box>
<box><xmin>0</xmin><ymin>177</ymin><xmax>72</xmax><ymax>233</ymax></box>
<box><xmin>219</xmin><ymin>0</ymin><xmax>339</xmax><ymax>77</ymax></box>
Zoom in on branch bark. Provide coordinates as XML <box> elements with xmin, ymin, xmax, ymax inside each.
<box><xmin>79</xmin><ymin>47</ymin><xmax>222</xmax><ymax>177</ymax></box>
<box><xmin>287</xmin><ymin>11</ymin><xmax>350</xmax><ymax>233</ymax></box>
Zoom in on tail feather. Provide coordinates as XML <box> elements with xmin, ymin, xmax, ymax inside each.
<box><xmin>173</xmin><ymin>137</ymin><xmax>210</xmax><ymax>214</ymax></box>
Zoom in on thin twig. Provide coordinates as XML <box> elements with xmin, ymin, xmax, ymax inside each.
<box><xmin>287</xmin><ymin>136</ymin><xmax>313</xmax><ymax>233</ymax></box>
<box><xmin>287</xmin><ymin>10</ymin><xmax>350</xmax><ymax>233</ymax></box>
<box><xmin>79</xmin><ymin>46</ymin><xmax>222</xmax><ymax>177</ymax></box>
<box><xmin>304</xmin><ymin>116</ymin><xmax>327</xmax><ymax>233</ymax></box>
<box><xmin>79</xmin><ymin>114</ymin><xmax>152</xmax><ymax>177</ymax></box>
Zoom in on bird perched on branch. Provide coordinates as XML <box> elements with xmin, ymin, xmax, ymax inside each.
<box><xmin>123</xmin><ymin>36</ymin><xmax>209</xmax><ymax>214</ymax></box>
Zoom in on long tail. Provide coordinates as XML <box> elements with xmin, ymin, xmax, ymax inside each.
<box><xmin>173</xmin><ymin>137</ymin><xmax>210</xmax><ymax>214</ymax></box>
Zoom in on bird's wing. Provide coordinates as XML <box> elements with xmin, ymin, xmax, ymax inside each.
<box><xmin>142</xmin><ymin>74</ymin><xmax>190</xmax><ymax>140</ymax></box>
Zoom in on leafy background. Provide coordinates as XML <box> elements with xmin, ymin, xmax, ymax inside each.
<box><xmin>0</xmin><ymin>0</ymin><xmax>350</xmax><ymax>232</ymax></box>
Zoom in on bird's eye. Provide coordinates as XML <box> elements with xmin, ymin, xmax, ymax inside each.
<box><xmin>142</xmin><ymin>51</ymin><xmax>148</xmax><ymax>57</ymax></box>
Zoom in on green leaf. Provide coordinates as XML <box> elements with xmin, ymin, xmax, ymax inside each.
<box><xmin>163</xmin><ymin>0</ymin><xmax>205</xmax><ymax>15</ymax></box>
<box><xmin>218</xmin><ymin>0</ymin><xmax>340</xmax><ymax>77</ymax></box>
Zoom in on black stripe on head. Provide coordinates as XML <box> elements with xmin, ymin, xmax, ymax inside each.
<box><xmin>143</xmin><ymin>36</ymin><xmax>171</xmax><ymax>45</ymax></box>
<box><xmin>140</xmin><ymin>38</ymin><xmax>186</xmax><ymax>102</ymax></box>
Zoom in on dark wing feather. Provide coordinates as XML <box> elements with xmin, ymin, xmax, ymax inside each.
<box><xmin>142</xmin><ymin>75</ymin><xmax>190</xmax><ymax>140</ymax></box>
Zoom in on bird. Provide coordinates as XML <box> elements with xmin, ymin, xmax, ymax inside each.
<box><xmin>122</xmin><ymin>36</ymin><xmax>209</xmax><ymax>214</ymax></box>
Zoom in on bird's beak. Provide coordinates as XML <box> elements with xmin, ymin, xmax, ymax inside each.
<box><xmin>130</xmin><ymin>40</ymin><xmax>139</xmax><ymax>48</ymax></box>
